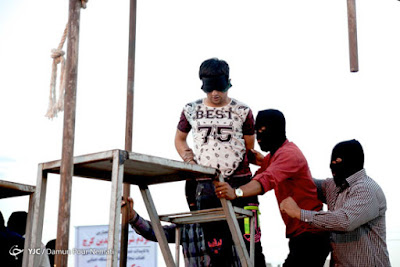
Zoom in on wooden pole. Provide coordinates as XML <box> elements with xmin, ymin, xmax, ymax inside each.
<box><xmin>55</xmin><ymin>0</ymin><xmax>81</xmax><ymax>266</ymax></box>
<box><xmin>347</xmin><ymin>0</ymin><xmax>359</xmax><ymax>72</ymax></box>
<box><xmin>120</xmin><ymin>0</ymin><xmax>137</xmax><ymax>266</ymax></box>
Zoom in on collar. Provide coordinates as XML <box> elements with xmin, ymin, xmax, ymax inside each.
<box><xmin>344</xmin><ymin>168</ymin><xmax>366</xmax><ymax>187</ymax></box>
<box><xmin>271</xmin><ymin>139</ymin><xmax>289</xmax><ymax>155</ymax></box>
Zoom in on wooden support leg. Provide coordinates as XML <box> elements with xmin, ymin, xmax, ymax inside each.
<box><xmin>140</xmin><ymin>184</ymin><xmax>176</xmax><ymax>267</ymax></box>
<box><xmin>107</xmin><ymin>151</ymin><xmax>126</xmax><ymax>267</ymax></box>
<box><xmin>250</xmin><ymin>216</ymin><xmax>255</xmax><ymax>265</ymax></box>
<box><xmin>347</xmin><ymin>0</ymin><xmax>359</xmax><ymax>72</ymax></box>
<box><xmin>23</xmin><ymin>164</ymin><xmax>48</xmax><ymax>267</ymax></box>
<box><xmin>218</xmin><ymin>174</ymin><xmax>252</xmax><ymax>267</ymax></box>
<box><xmin>175</xmin><ymin>227</ymin><xmax>181</xmax><ymax>266</ymax></box>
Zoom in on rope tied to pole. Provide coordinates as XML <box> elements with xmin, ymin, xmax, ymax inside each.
<box><xmin>46</xmin><ymin>24</ymin><xmax>68</xmax><ymax>119</ymax></box>
<box><xmin>45</xmin><ymin>0</ymin><xmax>88</xmax><ymax>119</ymax></box>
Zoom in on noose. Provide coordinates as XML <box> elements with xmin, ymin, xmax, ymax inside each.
<box><xmin>45</xmin><ymin>0</ymin><xmax>88</xmax><ymax>119</ymax></box>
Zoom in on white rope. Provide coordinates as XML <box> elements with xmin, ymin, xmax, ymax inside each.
<box><xmin>46</xmin><ymin>24</ymin><xmax>68</xmax><ymax>119</ymax></box>
<box><xmin>45</xmin><ymin>0</ymin><xmax>88</xmax><ymax>119</ymax></box>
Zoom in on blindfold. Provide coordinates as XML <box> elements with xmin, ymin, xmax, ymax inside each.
<box><xmin>201</xmin><ymin>75</ymin><xmax>231</xmax><ymax>93</ymax></box>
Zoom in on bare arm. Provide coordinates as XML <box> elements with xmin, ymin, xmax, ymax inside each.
<box><xmin>244</xmin><ymin>134</ymin><xmax>255</xmax><ymax>151</ymax></box>
<box><xmin>174</xmin><ymin>129</ymin><xmax>196</xmax><ymax>164</ymax></box>
<box><xmin>214</xmin><ymin>179</ymin><xmax>263</xmax><ymax>200</ymax></box>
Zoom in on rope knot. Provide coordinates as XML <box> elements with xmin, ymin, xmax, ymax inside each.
<box><xmin>51</xmin><ymin>49</ymin><xmax>65</xmax><ymax>64</ymax></box>
<box><xmin>51</xmin><ymin>49</ymin><xmax>65</xmax><ymax>59</ymax></box>
<box><xmin>46</xmin><ymin>25</ymin><xmax>68</xmax><ymax>119</ymax></box>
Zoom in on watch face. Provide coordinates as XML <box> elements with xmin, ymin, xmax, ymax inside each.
<box><xmin>236</xmin><ymin>188</ymin><xmax>243</xmax><ymax>197</ymax></box>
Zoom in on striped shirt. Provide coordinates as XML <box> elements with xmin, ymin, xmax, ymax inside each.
<box><xmin>301</xmin><ymin>169</ymin><xmax>391</xmax><ymax>267</ymax></box>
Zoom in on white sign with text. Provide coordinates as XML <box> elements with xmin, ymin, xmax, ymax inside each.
<box><xmin>75</xmin><ymin>225</ymin><xmax>157</xmax><ymax>267</ymax></box>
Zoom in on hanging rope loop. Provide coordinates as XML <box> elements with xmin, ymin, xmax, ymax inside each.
<box><xmin>45</xmin><ymin>1</ymin><xmax>88</xmax><ymax>119</ymax></box>
<box><xmin>45</xmin><ymin>24</ymin><xmax>68</xmax><ymax>119</ymax></box>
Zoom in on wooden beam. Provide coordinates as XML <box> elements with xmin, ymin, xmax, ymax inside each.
<box><xmin>55</xmin><ymin>0</ymin><xmax>82</xmax><ymax>266</ymax></box>
<box><xmin>120</xmin><ymin>0</ymin><xmax>137</xmax><ymax>265</ymax></box>
<box><xmin>218</xmin><ymin>174</ymin><xmax>252</xmax><ymax>267</ymax></box>
<box><xmin>23</xmin><ymin>165</ymin><xmax>48</xmax><ymax>267</ymax></box>
<box><xmin>347</xmin><ymin>0</ymin><xmax>359</xmax><ymax>72</ymax></box>
<box><xmin>140</xmin><ymin>185</ymin><xmax>176</xmax><ymax>266</ymax></box>
<box><xmin>107</xmin><ymin>151</ymin><xmax>126</xmax><ymax>267</ymax></box>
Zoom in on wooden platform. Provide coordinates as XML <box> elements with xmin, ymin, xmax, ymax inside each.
<box><xmin>24</xmin><ymin>149</ymin><xmax>254</xmax><ymax>267</ymax></box>
<box><xmin>0</xmin><ymin>180</ymin><xmax>35</xmax><ymax>199</ymax></box>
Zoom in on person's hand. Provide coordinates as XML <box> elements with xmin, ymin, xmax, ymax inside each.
<box><xmin>248</xmin><ymin>149</ymin><xmax>264</xmax><ymax>166</ymax></box>
<box><xmin>121</xmin><ymin>197</ymin><xmax>136</xmax><ymax>221</ymax></box>
<box><xmin>280</xmin><ymin>197</ymin><xmax>301</xmax><ymax>219</ymax></box>
<box><xmin>214</xmin><ymin>181</ymin><xmax>236</xmax><ymax>200</ymax></box>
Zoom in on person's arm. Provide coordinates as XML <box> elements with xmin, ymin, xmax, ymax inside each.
<box><xmin>313</xmin><ymin>178</ymin><xmax>327</xmax><ymax>204</ymax></box>
<box><xmin>280</xmin><ymin>184</ymin><xmax>382</xmax><ymax>232</ymax></box>
<box><xmin>122</xmin><ymin>197</ymin><xmax>177</xmax><ymax>243</ymax></box>
<box><xmin>248</xmin><ymin>149</ymin><xmax>265</xmax><ymax>166</ymax></box>
<box><xmin>244</xmin><ymin>134</ymin><xmax>255</xmax><ymax>151</ymax></box>
<box><xmin>252</xmin><ymin>150</ymin><xmax>303</xmax><ymax>193</ymax></box>
<box><xmin>175</xmin><ymin>110</ymin><xmax>196</xmax><ymax>164</ymax></box>
<box><xmin>174</xmin><ymin>129</ymin><xmax>196</xmax><ymax>164</ymax></box>
<box><xmin>214</xmin><ymin>179</ymin><xmax>263</xmax><ymax>200</ymax></box>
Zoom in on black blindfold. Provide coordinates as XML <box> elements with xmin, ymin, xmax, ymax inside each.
<box><xmin>201</xmin><ymin>75</ymin><xmax>231</xmax><ymax>93</ymax></box>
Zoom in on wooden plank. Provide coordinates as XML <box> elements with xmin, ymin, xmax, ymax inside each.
<box><xmin>347</xmin><ymin>0</ymin><xmax>359</xmax><ymax>72</ymax></box>
<box><xmin>218</xmin><ymin>174</ymin><xmax>252</xmax><ymax>267</ymax></box>
<box><xmin>106</xmin><ymin>151</ymin><xmax>126</xmax><ymax>267</ymax></box>
<box><xmin>250</xmin><ymin>216</ymin><xmax>255</xmax><ymax>265</ymax></box>
<box><xmin>22</xmin><ymin>189</ymin><xmax>35</xmax><ymax>267</ymax></box>
<box><xmin>42</xmin><ymin>150</ymin><xmax>114</xmax><ymax>171</ymax></box>
<box><xmin>41</xmin><ymin>150</ymin><xmax>218</xmax><ymax>185</ymax></box>
<box><xmin>140</xmin><ymin>185</ymin><xmax>176</xmax><ymax>267</ymax></box>
<box><xmin>175</xmin><ymin>227</ymin><xmax>181</xmax><ymax>266</ymax></box>
<box><xmin>23</xmin><ymin>164</ymin><xmax>48</xmax><ymax>267</ymax></box>
<box><xmin>0</xmin><ymin>180</ymin><xmax>35</xmax><ymax>199</ymax></box>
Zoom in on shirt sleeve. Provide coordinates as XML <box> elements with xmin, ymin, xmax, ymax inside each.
<box><xmin>313</xmin><ymin>178</ymin><xmax>327</xmax><ymax>204</ymax></box>
<box><xmin>253</xmin><ymin>149</ymin><xmax>304</xmax><ymax>193</ymax></box>
<box><xmin>242</xmin><ymin>109</ymin><xmax>255</xmax><ymax>135</ymax></box>
<box><xmin>130</xmin><ymin>213</ymin><xmax>177</xmax><ymax>243</ymax></box>
<box><xmin>300</xmin><ymin>184</ymin><xmax>381</xmax><ymax>232</ymax></box>
<box><xmin>177</xmin><ymin>110</ymin><xmax>191</xmax><ymax>133</ymax></box>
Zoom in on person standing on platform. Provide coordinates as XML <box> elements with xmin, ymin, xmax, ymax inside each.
<box><xmin>175</xmin><ymin>58</ymin><xmax>266</xmax><ymax>266</ymax></box>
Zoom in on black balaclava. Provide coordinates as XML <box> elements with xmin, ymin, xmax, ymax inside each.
<box><xmin>330</xmin><ymin>139</ymin><xmax>364</xmax><ymax>187</ymax></box>
<box><xmin>255</xmin><ymin>109</ymin><xmax>287</xmax><ymax>155</ymax></box>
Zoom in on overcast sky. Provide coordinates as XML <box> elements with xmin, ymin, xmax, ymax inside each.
<box><xmin>1</xmin><ymin>0</ymin><xmax>399</xmax><ymax>266</ymax></box>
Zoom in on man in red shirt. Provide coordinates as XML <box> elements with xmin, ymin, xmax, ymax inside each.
<box><xmin>215</xmin><ymin>109</ymin><xmax>330</xmax><ymax>267</ymax></box>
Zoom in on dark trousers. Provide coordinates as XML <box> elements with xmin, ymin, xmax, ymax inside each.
<box><xmin>283</xmin><ymin>231</ymin><xmax>331</xmax><ymax>267</ymax></box>
<box><xmin>192</xmin><ymin>178</ymin><xmax>267</xmax><ymax>267</ymax></box>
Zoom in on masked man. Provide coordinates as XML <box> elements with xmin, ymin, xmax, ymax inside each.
<box><xmin>216</xmin><ymin>109</ymin><xmax>330</xmax><ymax>267</ymax></box>
<box><xmin>280</xmin><ymin>139</ymin><xmax>391</xmax><ymax>267</ymax></box>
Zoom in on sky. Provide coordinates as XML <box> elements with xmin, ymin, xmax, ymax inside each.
<box><xmin>1</xmin><ymin>0</ymin><xmax>399</xmax><ymax>266</ymax></box>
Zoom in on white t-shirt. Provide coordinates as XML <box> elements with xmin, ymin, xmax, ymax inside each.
<box><xmin>179</xmin><ymin>98</ymin><xmax>254</xmax><ymax>177</ymax></box>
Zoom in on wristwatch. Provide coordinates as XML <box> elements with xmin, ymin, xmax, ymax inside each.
<box><xmin>235</xmin><ymin>188</ymin><xmax>244</xmax><ymax>198</ymax></box>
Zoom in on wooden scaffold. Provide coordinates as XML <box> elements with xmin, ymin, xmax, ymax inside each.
<box><xmin>23</xmin><ymin>0</ymin><xmax>361</xmax><ymax>266</ymax></box>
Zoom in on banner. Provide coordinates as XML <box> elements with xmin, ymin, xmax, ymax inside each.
<box><xmin>75</xmin><ymin>225</ymin><xmax>157</xmax><ymax>267</ymax></box>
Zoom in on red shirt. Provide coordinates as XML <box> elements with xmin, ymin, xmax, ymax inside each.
<box><xmin>253</xmin><ymin>140</ymin><xmax>323</xmax><ymax>238</ymax></box>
